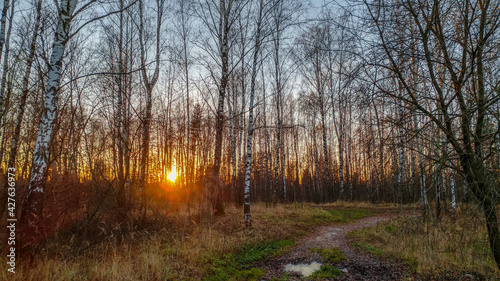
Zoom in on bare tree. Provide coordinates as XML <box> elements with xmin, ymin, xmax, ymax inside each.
<box><xmin>1</xmin><ymin>0</ymin><xmax>42</xmax><ymax>219</ymax></box>
<box><xmin>137</xmin><ymin>0</ymin><xmax>164</xmax><ymax>213</ymax></box>
<box><xmin>364</xmin><ymin>0</ymin><xmax>500</xmax><ymax>269</ymax></box>
<box><xmin>243</xmin><ymin>0</ymin><xmax>268</xmax><ymax>228</ymax></box>
<box><xmin>0</xmin><ymin>0</ymin><xmax>14</xmax><ymax>165</ymax></box>
<box><xmin>196</xmin><ymin>0</ymin><xmax>247</xmax><ymax>215</ymax></box>
<box><xmin>22</xmin><ymin>0</ymin><xmax>79</xmax><ymax>229</ymax></box>
<box><xmin>22</xmin><ymin>0</ymin><xmax>136</xmax><ymax>231</ymax></box>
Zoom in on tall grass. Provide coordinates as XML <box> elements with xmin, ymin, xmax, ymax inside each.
<box><xmin>349</xmin><ymin>205</ymin><xmax>500</xmax><ymax>279</ymax></box>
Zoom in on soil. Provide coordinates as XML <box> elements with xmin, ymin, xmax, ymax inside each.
<box><xmin>256</xmin><ymin>213</ymin><xmax>414</xmax><ymax>280</ymax></box>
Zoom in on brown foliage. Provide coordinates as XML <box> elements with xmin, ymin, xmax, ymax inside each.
<box><xmin>18</xmin><ymin>173</ymin><xmax>89</xmax><ymax>250</ymax></box>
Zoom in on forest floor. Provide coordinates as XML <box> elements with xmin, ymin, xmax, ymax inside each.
<box><xmin>257</xmin><ymin>213</ymin><xmax>413</xmax><ymax>280</ymax></box>
<box><xmin>2</xmin><ymin>202</ymin><xmax>496</xmax><ymax>280</ymax></box>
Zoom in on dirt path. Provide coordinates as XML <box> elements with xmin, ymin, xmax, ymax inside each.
<box><xmin>257</xmin><ymin>213</ymin><xmax>412</xmax><ymax>280</ymax></box>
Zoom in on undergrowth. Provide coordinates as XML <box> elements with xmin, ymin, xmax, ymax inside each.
<box><xmin>0</xmin><ymin>202</ymin><xmax>388</xmax><ymax>280</ymax></box>
<box><xmin>348</xmin><ymin>205</ymin><xmax>500</xmax><ymax>279</ymax></box>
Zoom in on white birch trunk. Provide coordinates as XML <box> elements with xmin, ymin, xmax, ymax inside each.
<box><xmin>280</xmin><ymin>94</ymin><xmax>286</xmax><ymax>201</ymax></box>
<box><xmin>339</xmin><ymin>140</ymin><xmax>344</xmax><ymax>199</ymax></box>
<box><xmin>0</xmin><ymin>0</ymin><xmax>9</xmax><ymax>65</ymax></box>
<box><xmin>312</xmin><ymin>116</ymin><xmax>321</xmax><ymax>202</ymax></box>
<box><xmin>413</xmin><ymin>112</ymin><xmax>427</xmax><ymax>216</ymax></box>
<box><xmin>397</xmin><ymin>90</ymin><xmax>405</xmax><ymax>203</ymax></box>
<box><xmin>447</xmin><ymin>144</ymin><xmax>456</xmax><ymax>216</ymax></box>
<box><xmin>320</xmin><ymin>107</ymin><xmax>331</xmax><ymax>200</ymax></box>
<box><xmin>212</xmin><ymin>0</ymin><xmax>230</xmax><ymax>180</ymax></box>
<box><xmin>236</xmin><ymin>17</ymin><xmax>246</xmax><ymax>183</ymax></box>
<box><xmin>273</xmin><ymin>41</ymin><xmax>283</xmax><ymax>202</ymax></box>
<box><xmin>24</xmin><ymin>0</ymin><xmax>78</xmax><ymax>224</ymax></box>
<box><xmin>229</xmin><ymin>90</ymin><xmax>236</xmax><ymax>200</ymax></box>
<box><xmin>262</xmin><ymin>65</ymin><xmax>270</xmax><ymax>206</ymax></box>
<box><xmin>244</xmin><ymin>0</ymin><xmax>263</xmax><ymax>227</ymax></box>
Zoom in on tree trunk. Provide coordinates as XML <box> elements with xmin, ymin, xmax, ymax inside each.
<box><xmin>243</xmin><ymin>0</ymin><xmax>263</xmax><ymax>226</ymax></box>
<box><xmin>2</xmin><ymin>0</ymin><xmax>41</xmax><ymax>220</ymax></box>
<box><xmin>413</xmin><ymin>111</ymin><xmax>427</xmax><ymax>216</ymax></box>
<box><xmin>138</xmin><ymin>0</ymin><xmax>163</xmax><ymax>214</ymax></box>
<box><xmin>0</xmin><ymin>0</ymin><xmax>9</xmax><ymax>65</ymax></box>
<box><xmin>0</xmin><ymin>0</ymin><xmax>13</xmax><ymax>165</ymax></box>
<box><xmin>22</xmin><ymin>0</ymin><xmax>78</xmax><ymax>231</ymax></box>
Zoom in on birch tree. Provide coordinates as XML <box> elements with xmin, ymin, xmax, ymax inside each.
<box><xmin>243</xmin><ymin>0</ymin><xmax>267</xmax><ymax>228</ymax></box>
<box><xmin>0</xmin><ymin>0</ymin><xmax>9</xmax><ymax>65</ymax></box>
<box><xmin>196</xmin><ymin>0</ymin><xmax>246</xmax><ymax>215</ymax></box>
<box><xmin>137</xmin><ymin>0</ymin><xmax>164</xmax><ymax>212</ymax></box>
<box><xmin>22</xmin><ymin>0</ymin><xmax>79</xmax><ymax>228</ymax></box>
<box><xmin>22</xmin><ymin>0</ymin><xmax>136</xmax><ymax>228</ymax></box>
<box><xmin>365</xmin><ymin>0</ymin><xmax>500</xmax><ymax>269</ymax></box>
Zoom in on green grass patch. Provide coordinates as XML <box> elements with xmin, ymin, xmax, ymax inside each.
<box><xmin>310</xmin><ymin>247</ymin><xmax>346</xmax><ymax>263</ymax></box>
<box><xmin>207</xmin><ymin>239</ymin><xmax>294</xmax><ymax>280</ymax></box>
<box><xmin>310</xmin><ymin>209</ymin><xmax>370</xmax><ymax>225</ymax></box>
<box><xmin>353</xmin><ymin>242</ymin><xmax>385</xmax><ymax>256</ymax></box>
<box><xmin>307</xmin><ymin>265</ymin><xmax>343</xmax><ymax>280</ymax></box>
<box><xmin>235</xmin><ymin>240</ymin><xmax>294</xmax><ymax>267</ymax></box>
<box><xmin>385</xmin><ymin>224</ymin><xmax>396</xmax><ymax>233</ymax></box>
<box><xmin>233</xmin><ymin>268</ymin><xmax>265</xmax><ymax>281</ymax></box>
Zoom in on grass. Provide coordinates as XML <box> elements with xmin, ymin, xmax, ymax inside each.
<box><xmin>307</xmin><ymin>265</ymin><xmax>343</xmax><ymax>280</ymax></box>
<box><xmin>310</xmin><ymin>247</ymin><xmax>346</xmax><ymax>263</ymax></box>
<box><xmin>308</xmin><ymin>209</ymin><xmax>370</xmax><ymax>225</ymax></box>
<box><xmin>348</xmin><ymin>205</ymin><xmax>500</xmax><ymax>279</ymax></box>
<box><xmin>0</xmin><ymin>202</ymin><xmax>387</xmax><ymax>280</ymax></box>
<box><xmin>353</xmin><ymin>242</ymin><xmax>385</xmax><ymax>256</ymax></box>
<box><xmin>207</xmin><ymin>240</ymin><xmax>294</xmax><ymax>281</ymax></box>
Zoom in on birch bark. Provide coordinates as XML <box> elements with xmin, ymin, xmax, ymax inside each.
<box><xmin>243</xmin><ymin>0</ymin><xmax>264</xmax><ymax>227</ymax></box>
<box><xmin>23</xmin><ymin>0</ymin><xmax>78</xmax><ymax>226</ymax></box>
<box><xmin>0</xmin><ymin>0</ymin><xmax>9</xmax><ymax>65</ymax></box>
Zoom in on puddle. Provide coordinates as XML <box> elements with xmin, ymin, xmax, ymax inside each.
<box><xmin>284</xmin><ymin>261</ymin><xmax>322</xmax><ymax>277</ymax></box>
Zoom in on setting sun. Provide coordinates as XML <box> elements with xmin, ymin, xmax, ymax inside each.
<box><xmin>167</xmin><ymin>166</ymin><xmax>177</xmax><ymax>182</ymax></box>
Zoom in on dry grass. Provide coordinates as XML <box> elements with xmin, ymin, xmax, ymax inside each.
<box><xmin>349</xmin><ymin>205</ymin><xmax>500</xmax><ymax>279</ymax></box>
<box><xmin>0</xmin><ymin>202</ymin><xmax>394</xmax><ymax>281</ymax></box>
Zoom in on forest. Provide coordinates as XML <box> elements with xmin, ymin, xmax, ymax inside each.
<box><xmin>0</xmin><ymin>0</ymin><xmax>499</xmax><ymax>280</ymax></box>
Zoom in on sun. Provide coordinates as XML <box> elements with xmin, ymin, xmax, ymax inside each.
<box><xmin>167</xmin><ymin>166</ymin><xmax>177</xmax><ymax>182</ymax></box>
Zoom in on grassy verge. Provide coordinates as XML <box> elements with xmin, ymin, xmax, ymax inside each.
<box><xmin>348</xmin><ymin>206</ymin><xmax>500</xmax><ymax>279</ymax></box>
<box><xmin>0</xmin><ymin>202</ymin><xmax>388</xmax><ymax>280</ymax></box>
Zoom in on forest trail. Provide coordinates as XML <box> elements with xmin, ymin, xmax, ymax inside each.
<box><xmin>258</xmin><ymin>213</ymin><xmax>412</xmax><ymax>280</ymax></box>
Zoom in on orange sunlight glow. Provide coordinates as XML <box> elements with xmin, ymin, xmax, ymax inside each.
<box><xmin>167</xmin><ymin>165</ymin><xmax>177</xmax><ymax>182</ymax></box>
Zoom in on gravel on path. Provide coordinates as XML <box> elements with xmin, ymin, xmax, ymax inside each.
<box><xmin>257</xmin><ymin>213</ymin><xmax>414</xmax><ymax>280</ymax></box>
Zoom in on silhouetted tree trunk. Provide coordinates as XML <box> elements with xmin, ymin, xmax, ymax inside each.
<box><xmin>138</xmin><ymin>0</ymin><xmax>163</xmax><ymax>214</ymax></box>
<box><xmin>2</xmin><ymin>0</ymin><xmax>42</xmax><ymax>220</ymax></box>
